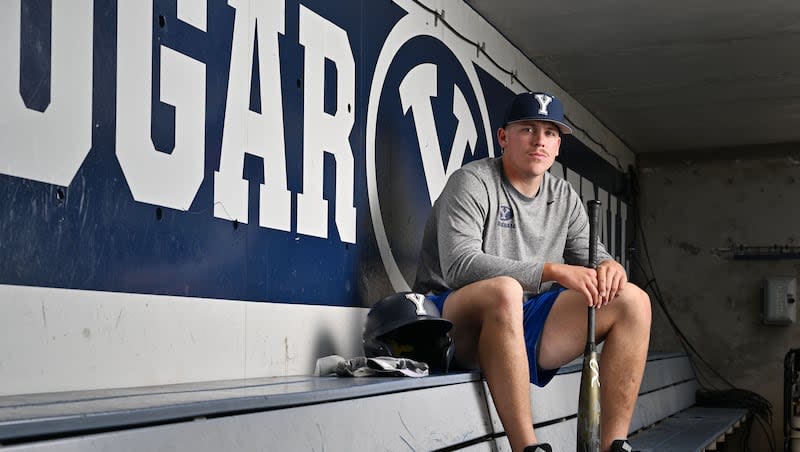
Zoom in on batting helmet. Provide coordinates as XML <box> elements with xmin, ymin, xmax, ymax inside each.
<box><xmin>363</xmin><ymin>292</ymin><xmax>455</xmax><ymax>373</ymax></box>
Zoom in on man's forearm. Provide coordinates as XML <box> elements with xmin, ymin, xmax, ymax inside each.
<box><xmin>541</xmin><ymin>262</ymin><xmax>562</xmax><ymax>284</ymax></box>
<box><xmin>445</xmin><ymin>251</ymin><xmax>541</xmax><ymax>291</ymax></box>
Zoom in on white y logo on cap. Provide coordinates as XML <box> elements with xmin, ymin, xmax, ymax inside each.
<box><xmin>534</xmin><ymin>94</ymin><xmax>553</xmax><ymax>115</ymax></box>
<box><xmin>404</xmin><ymin>293</ymin><xmax>428</xmax><ymax>315</ymax></box>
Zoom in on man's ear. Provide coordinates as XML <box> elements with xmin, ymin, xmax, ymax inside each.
<box><xmin>555</xmin><ymin>135</ymin><xmax>561</xmax><ymax>156</ymax></box>
<box><xmin>497</xmin><ymin>127</ymin><xmax>507</xmax><ymax>148</ymax></box>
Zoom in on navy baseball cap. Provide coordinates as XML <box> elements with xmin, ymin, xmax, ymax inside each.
<box><xmin>503</xmin><ymin>92</ymin><xmax>572</xmax><ymax>135</ymax></box>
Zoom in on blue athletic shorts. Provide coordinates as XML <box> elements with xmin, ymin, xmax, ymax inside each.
<box><xmin>426</xmin><ymin>286</ymin><xmax>566</xmax><ymax>387</ymax></box>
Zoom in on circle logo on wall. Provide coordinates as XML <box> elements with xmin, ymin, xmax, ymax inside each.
<box><xmin>366</xmin><ymin>11</ymin><xmax>495</xmax><ymax>291</ymax></box>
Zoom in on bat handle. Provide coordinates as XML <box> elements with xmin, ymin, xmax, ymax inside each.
<box><xmin>586</xmin><ymin>200</ymin><xmax>601</xmax><ymax>347</ymax></box>
<box><xmin>587</xmin><ymin>200</ymin><xmax>600</xmax><ymax>269</ymax></box>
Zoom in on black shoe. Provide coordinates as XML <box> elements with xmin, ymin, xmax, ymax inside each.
<box><xmin>523</xmin><ymin>444</ymin><xmax>552</xmax><ymax>452</ymax></box>
<box><xmin>610</xmin><ymin>439</ymin><xmax>637</xmax><ymax>452</ymax></box>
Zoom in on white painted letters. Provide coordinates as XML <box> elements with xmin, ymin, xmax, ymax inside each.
<box><xmin>0</xmin><ymin>0</ymin><xmax>92</xmax><ymax>186</ymax></box>
<box><xmin>116</xmin><ymin>0</ymin><xmax>206</xmax><ymax>211</ymax></box>
<box><xmin>215</xmin><ymin>0</ymin><xmax>291</xmax><ymax>230</ymax></box>
<box><xmin>620</xmin><ymin>203</ymin><xmax>628</xmax><ymax>272</ymax></box>
<box><xmin>608</xmin><ymin>193</ymin><xmax>619</xmax><ymax>261</ymax></box>
<box><xmin>597</xmin><ymin>187</ymin><xmax>609</xmax><ymax>247</ymax></box>
<box><xmin>296</xmin><ymin>6</ymin><xmax>357</xmax><ymax>243</ymax></box>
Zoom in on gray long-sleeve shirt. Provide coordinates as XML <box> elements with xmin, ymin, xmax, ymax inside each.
<box><xmin>413</xmin><ymin>157</ymin><xmax>612</xmax><ymax>296</ymax></box>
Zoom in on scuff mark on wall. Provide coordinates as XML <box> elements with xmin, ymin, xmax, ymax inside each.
<box><xmin>398</xmin><ymin>411</ymin><xmax>417</xmax><ymax>441</ymax></box>
<box><xmin>115</xmin><ymin>309</ymin><xmax>124</xmax><ymax>329</ymax></box>
<box><xmin>399</xmin><ymin>436</ymin><xmax>416</xmax><ymax>451</ymax></box>
<box><xmin>678</xmin><ymin>241</ymin><xmax>701</xmax><ymax>256</ymax></box>
<box><xmin>316</xmin><ymin>423</ymin><xmax>326</xmax><ymax>452</ymax></box>
<box><xmin>285</xmin><ymin>337</ymin><xmax>290</xmax><ymax>376</ymax></box>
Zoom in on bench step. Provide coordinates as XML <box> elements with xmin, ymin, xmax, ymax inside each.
<box><xmin>0</xmin><ymin>373</ymin><xmax>482</xmax><ymax>444</ymax></box>
<box><xmin>0</xmin><ymin>353</ymin><xmax>711</xmax><ymax>451</ymax></box>
<box><xmin>630</xmin><ymin>406</ymin><xmax>748</xmax><ymax>452</ymax></box>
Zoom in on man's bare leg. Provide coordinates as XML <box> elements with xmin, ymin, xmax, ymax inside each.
<box><xmin>442</xmin><ymin>276</ymin><xmax>538</xmax><ymax>452</ymax></box>
<box><xmin>538</xmin><ymin>283</ymin><xmax>651</xmax><ymax>452</ymax></box>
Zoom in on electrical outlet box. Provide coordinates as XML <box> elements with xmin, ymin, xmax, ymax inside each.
<box><xmin>764</xmin><ymin>277</ymin><xmax>797</xmax><ymax>325</ymax></box>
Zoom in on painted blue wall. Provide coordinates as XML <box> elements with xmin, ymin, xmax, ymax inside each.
<box><xmin>0</xmin><ymin>0</ymin><xmax>628</xmax><ymax>308</ymax></box>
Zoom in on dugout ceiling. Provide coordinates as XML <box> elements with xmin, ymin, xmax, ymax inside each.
<box><xmin>466</xmin><ymin>0</ymin><xmax>800</xmax><ymax>154</ymax></box>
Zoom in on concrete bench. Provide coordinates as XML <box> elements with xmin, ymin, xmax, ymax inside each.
<box><xmin>0</xmin><ymin>353</ymin><xmax>746</xmax><ymax>451</ymax></box>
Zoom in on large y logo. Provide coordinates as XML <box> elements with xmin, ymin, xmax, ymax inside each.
<box><xmin>366</xmin><ymin>10</ymin><xmax>495</xmax><ymax>292</ymax></box>
<box><xmin>399</xmin><ymin>63</ymin><xmax>477</xmax><ymax>204</ymax></box>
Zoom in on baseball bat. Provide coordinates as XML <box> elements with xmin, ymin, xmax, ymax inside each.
<box><xmin>577</xmin><ymin>199</ymin><xmax>602</xmax><ymax>452</ymax></box>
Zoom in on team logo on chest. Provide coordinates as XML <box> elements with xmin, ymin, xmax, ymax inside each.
<box><xmin>497</xmin><ymin>205</ymin><xmax>515</xmax><ymax>228</ymax></box>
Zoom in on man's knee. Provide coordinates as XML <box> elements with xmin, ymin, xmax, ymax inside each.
<box><xmin>482</xmin><ymin>276</ymin><xmax>524</xmax><ymax>325</ymax></box>
<box><xmin>617</xmin><ymin>282</ymin><xmax>652</xmax><ymax>329</ymax></box>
